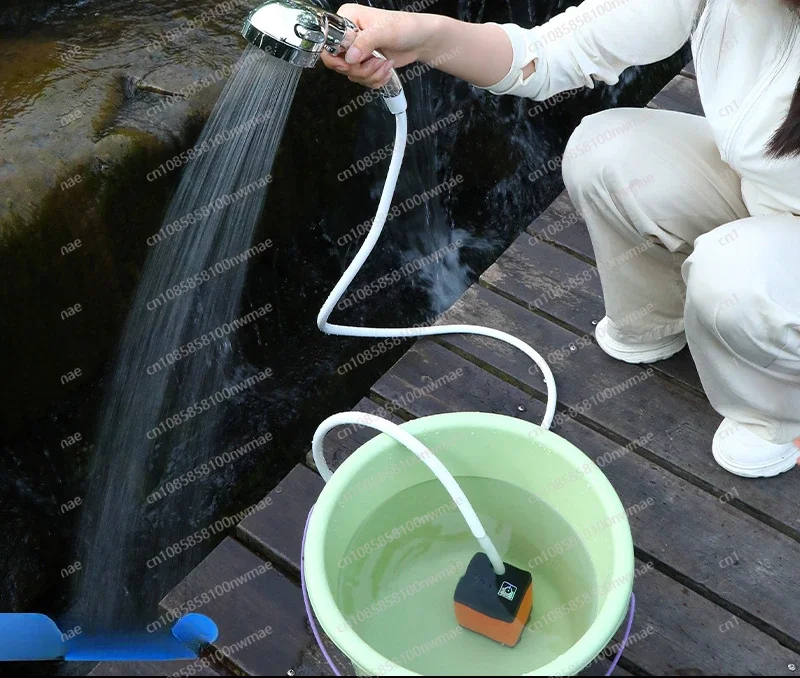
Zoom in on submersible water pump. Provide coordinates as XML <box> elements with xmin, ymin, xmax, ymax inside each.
<box><xmin>241</xmin><ymin>1</ymin><xmax>634</xmax><ymax>673</ymax></box>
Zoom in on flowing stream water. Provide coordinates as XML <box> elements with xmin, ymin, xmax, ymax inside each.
<box><xmin>74</xmin><ymin>46</ymin><xmax>301</xmax><ymax>630</ymax></box>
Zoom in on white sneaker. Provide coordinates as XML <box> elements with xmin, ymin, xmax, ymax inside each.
<box><xmin>712</xmin><ymin>418</ymin><xmax>799</xmax><ymax>478</ymax></box>
<box><xmin>594</xmin><ymin>317</ymin><xmax>687</xmax><ymax>364</ymax></box>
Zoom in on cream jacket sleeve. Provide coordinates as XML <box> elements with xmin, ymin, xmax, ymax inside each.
<box><xmin>482</xmin><ymin>0</ymin><xmax>700</xmax><ymax>100</ymax></box>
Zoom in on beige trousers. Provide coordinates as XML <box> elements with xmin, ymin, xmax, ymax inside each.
<box><xmin>562</xmin><ymin>107</ymin><xmax>800</xmax><ymax>444</ymax></box>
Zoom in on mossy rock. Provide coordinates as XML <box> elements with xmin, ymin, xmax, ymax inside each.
<box><xmin>0</xmin><ymin>0</ymin><xmax>246</xmax><ymax>430</ymax></box>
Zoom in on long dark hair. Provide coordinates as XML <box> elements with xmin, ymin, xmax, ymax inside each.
<box><xmin>697</xmin><ymin>0</ymin><xmax>800</xmax><ymax>157</ymax></box>
<box><xmin>770</xmin><ymin>0</ymin><xmax>800</xmax><ymax>157</ymax></box>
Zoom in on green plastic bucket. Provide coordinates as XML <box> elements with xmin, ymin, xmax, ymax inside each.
<box><xmin>304</xmin><ymin>412</ymin><xmax>634</xmax><ymax>676</ymax></box>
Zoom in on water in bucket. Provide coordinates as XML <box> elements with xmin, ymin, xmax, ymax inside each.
<box><xmin>335</xmin><ymin>476</ymin><xmax>597</xmax><ymax>675</ymax></box>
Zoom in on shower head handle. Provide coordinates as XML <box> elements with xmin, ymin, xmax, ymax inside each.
<box><xmin>362</xmin><ymin>49</ymin><xmax>405</xmax><ymax>104</ymax></box>
<box><xmin>323</xmin><ymin>13</ymin><xmax>404</xmax><ymax>102</ymax></box>
<box><xmin>321</xmin><ymin>11</ymin><xmax>357</xmax><ymax>54</ymax></box>
<box><xmin>242</xmin><ymin>0</ymin><xmax>405</xmax><ymax>108</ymax></box>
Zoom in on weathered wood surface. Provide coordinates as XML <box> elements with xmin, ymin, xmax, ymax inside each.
<box><xmin>89</xmin><ymin>661</ymin><xmax>221</xmax><ymax>676</ymax></box>
<box><xmin>648</xmin><ymin>73</ymin><xmax>704</xmax><ymax>116</ymax></box>
<box><xmin>158</xmin><ymin>537</ymin><xmax>349</xmax><ymax>676</ymax></box>
<box><xmin>527</xmin><ymin>189</ymin><xmax>596</xmax><ymax>262</ymax></box>
<box><xmin>307</xmin><ymin>396</ymin><xmax>405</xmax><ymax>473</ymax></box>
<box><xmin>505</xmin><ymin>224</ymin><xmax>704</xmax><ymax>394</ymax></box>
<box><xmin>237</xmin><ymin>463</ymin><xmax>323</xmax><ymax>575</ymax></box>
<box><xmin>92</xmin><ymin>65</ymin><xmax>800</xmax><ymax>677</ymax></box>
<box><xmin>440</xmin><ymin>285</ymin><xmax>800</xmax><ymax>540</ymax></box>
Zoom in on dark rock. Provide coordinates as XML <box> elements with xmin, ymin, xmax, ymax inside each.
<box><xmin>0</xmin><ymin>0</ymin><xmax>64</xmax><ymax>30</ymax></box>
<box><xmin>0</xmin><ymin>0</ymin><xmax>250</xmax><ymax>429</ymax></box>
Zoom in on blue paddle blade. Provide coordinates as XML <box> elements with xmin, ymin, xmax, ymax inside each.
<box><xmin>0</xmin><ymin>614</ymin><xmax>66</xmax><ymax>661</ymax></box>
<box><xmin>0</xmin><ymin>613</ymin><xmax>219</xmax><ymax>662</ymax></box>
<box><xmin>172</xmin><ymin>614</ymin><xmax>219</xmax><ymax>650</ymax></box>
<box><xmin>64</xmin><ymin>632</ymin><xmax>196</xmax><ymax>661</ymax></box>
<box><xmin>64</xmin><ymin>615</ymin><xmax>219</xmax><ymax>661</ymax></box>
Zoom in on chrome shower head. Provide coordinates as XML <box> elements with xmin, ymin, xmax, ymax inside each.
<box><xmin>242</xmin><ymin>0</ymin><xmax>405</xmax><ymax>109</ymax></box>
<box><xmin>242</xmin><ymin>0</ymin><xmax>352</xmax><ymax>69</ymax></box>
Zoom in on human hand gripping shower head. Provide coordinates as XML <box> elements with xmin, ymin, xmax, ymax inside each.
<box><xmin>242</xmin><ymin>0</ymin><xmax>407</xmax><ymax>113</ymax></box>
<box><xmin>241</xmin><ymin>0</ymin><xmax>562</xmax><ymax>653</ymax></box>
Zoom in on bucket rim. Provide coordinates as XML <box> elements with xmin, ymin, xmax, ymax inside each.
<box><xmin>304</xmin><ymin>411</ymin><xmax>635</xmax><ymax>676</ymax></box>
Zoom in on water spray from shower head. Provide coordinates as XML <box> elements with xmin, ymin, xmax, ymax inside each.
<box><xmin>242</xmin><ymin>0</ymin><xmax>406</xmax><ymax>113</ymax></box>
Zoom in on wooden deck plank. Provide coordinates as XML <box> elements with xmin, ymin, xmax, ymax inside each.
<box><xmin>442</xmin><ymin>284</ymin><xmax>800</xmax><ymax>541</ymax></box>
<box><xmin>484</xmin><ymin>231</ymin><xmax>704</xmax><ymax>393</ymax></box>
<box><xmin>527</xmin><ymin>190</ymin><xmax>596</xmax><ymax>262</ymax></box>
<box><xmin>491</xmin><ymin>229</ymin><xmax>607</xmax><ymax>328</ymax></box>
<box><xmin>550</xmin><ymin>420</ymin><xmax>800</xmax><ymax>658</ymax></box>
<box><xmin>159</xmin><ymin>537</ymin><xmax>349</xmax><ymax>676</ymax></box>
<box><xmin>647</xmin><ymin>74</ymin><xmax>704</xmax><ymax>116</ymax></box>
<box><xmin>89</xmin><ymin>661</ymin><xmax>221</xmax><ymax>676</ymax></box>
<box><xmin>626</xmin><ymin>559</ymin><xmax>800</xmax><ymax>676</ymax></box>
<box><xmin>308</xmin><ymin>397</ymin><xmax>405</xmax><ymax>474</ymax></box>
<box><xmin>682</xmin><ymin>60</ymin><xmax>697</xmax><ymax>79</ymax></box>
<box><xmin>236</xmin><ymin>463</ymin><xmax>322</xmax><ymax>575</ymax></box>
<box><xmin>286</xmin><ymin>637</ymin><xmax>354</xmax><ymax>677</ymax></box>
<box><xmin>580</xmin><ymin>661</ymin><xmax>633</xmax><ymax>676</ymax></box>
<box><xmin>371</xmin><ymin>335</ymin><xmax>800</xmax><ymax>652</ymax></box>
<box><xmin>370</xmin><ymin>339</ymin><xmax>546</xmax><ymax>425</ymax></box>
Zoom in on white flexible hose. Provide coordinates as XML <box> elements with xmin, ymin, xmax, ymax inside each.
<box><xmin>312</xmin><ymin>411</ymin><xmax>505</xmax><ymax>575</ymax></box>
<box><xmin>312</xmin><ymin>106</ymin><xmax>558</xmax><ymax>576</ymax></box>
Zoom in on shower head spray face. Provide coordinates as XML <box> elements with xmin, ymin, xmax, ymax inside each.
<box><xmin>242</xmin><ymin>0</ymin><xmax>405</xmax><ymax>108</ymax></box>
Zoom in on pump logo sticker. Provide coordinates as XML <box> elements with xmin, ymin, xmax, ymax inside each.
<box><xmin>498</xmin><ymin>582</ymin><xmax>517</xmax><ymax>601</ymax></box>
